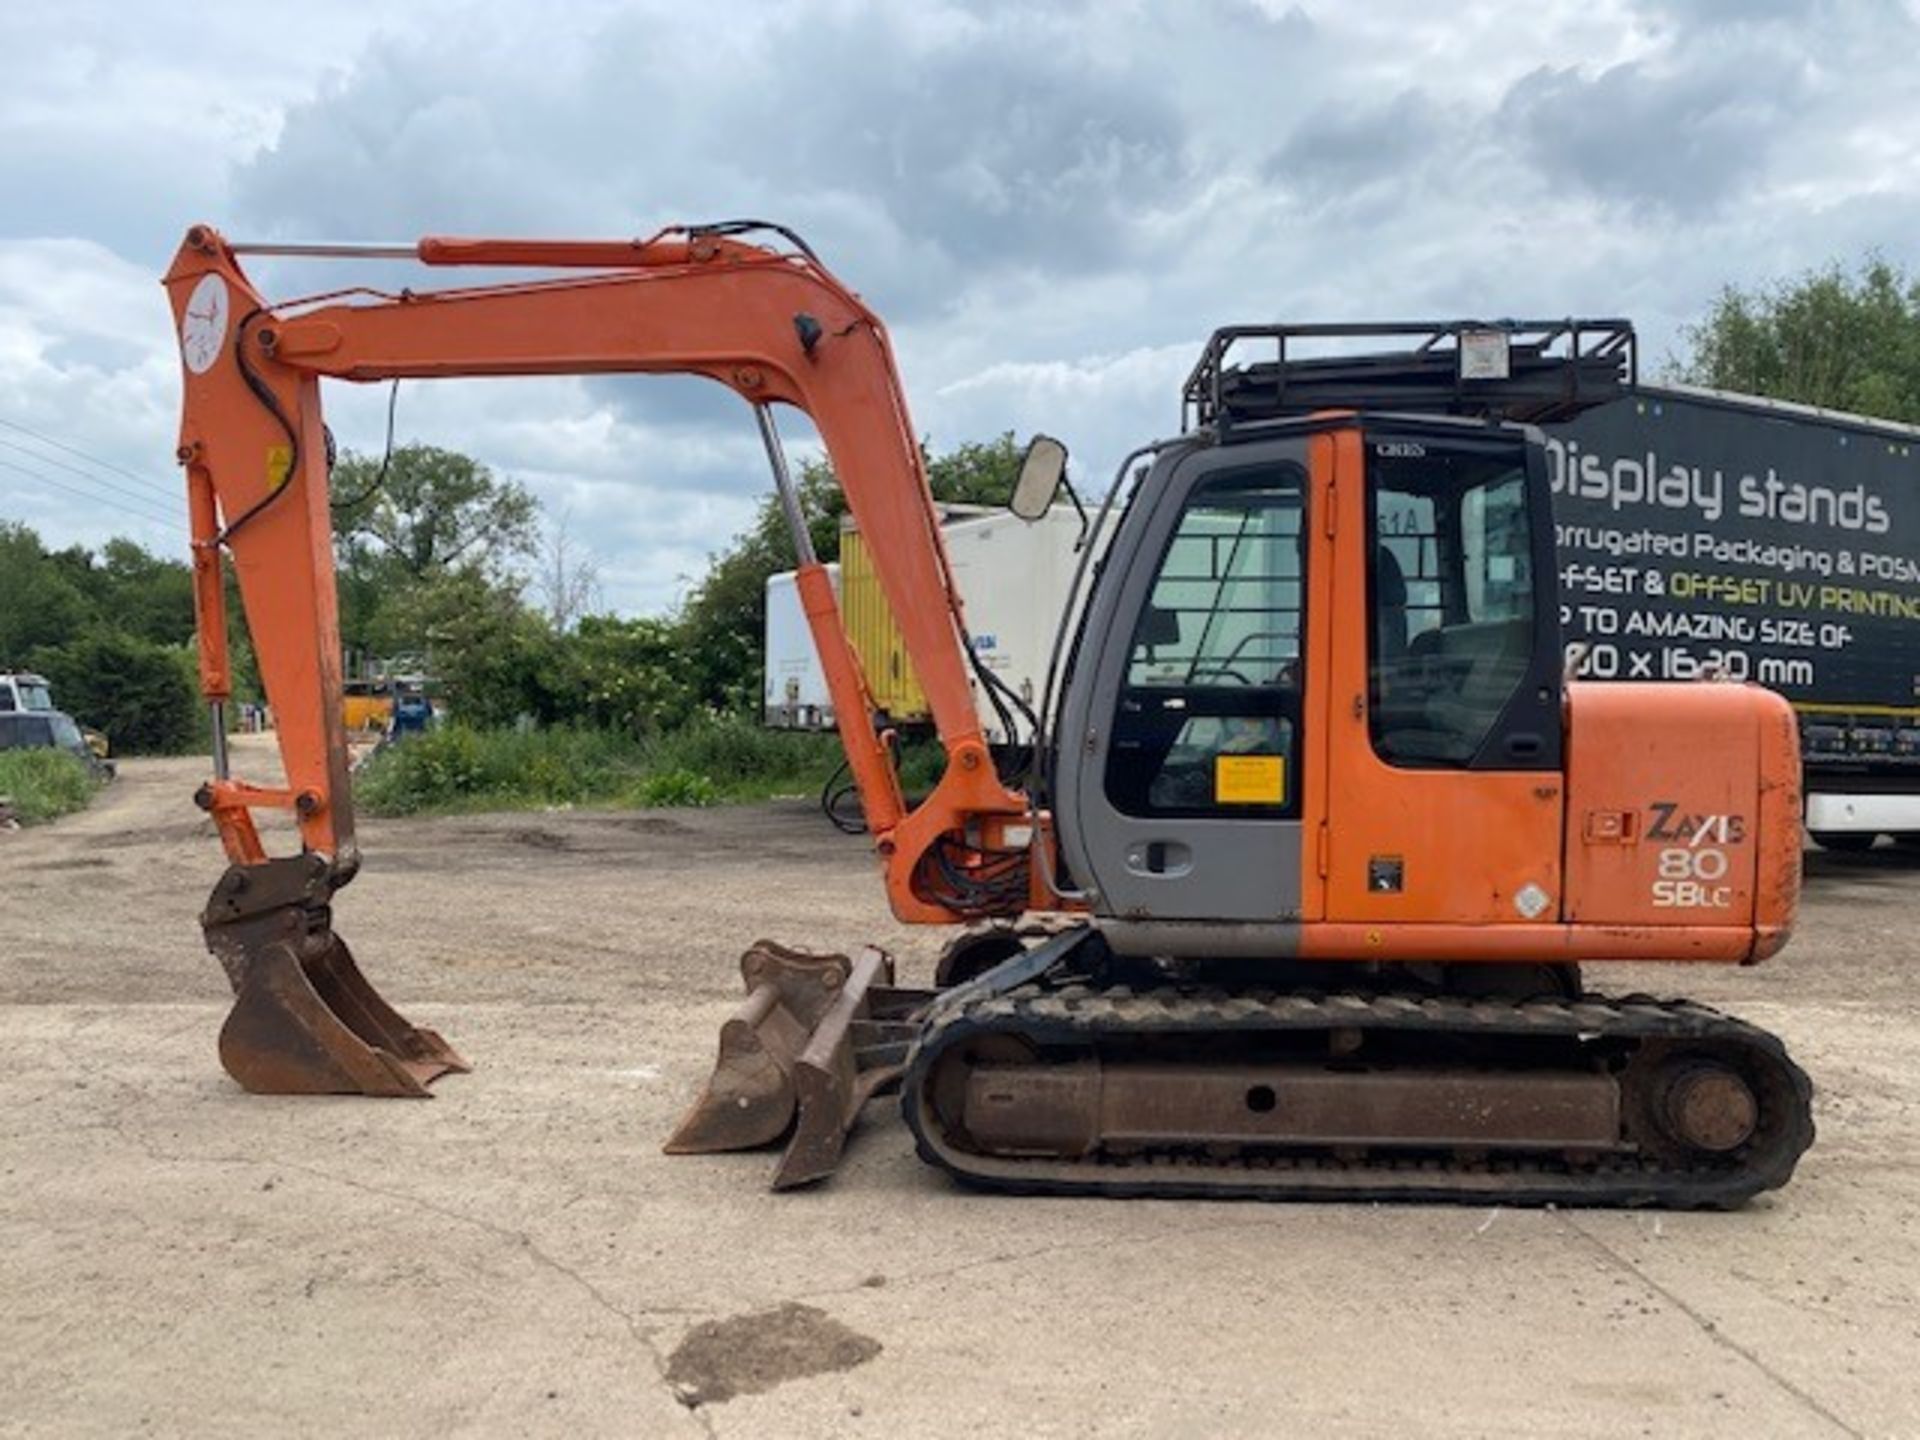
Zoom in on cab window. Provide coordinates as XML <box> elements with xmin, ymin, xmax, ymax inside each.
<box><xmin>1370</xmin><ymin>442</ymin><xmax>1536</xmax><ymax>767</ymax></box>
<box><xmin>1105</xmin><ymin>463</ymin><xmax>1305</xmax><ymax>817</ymax></box>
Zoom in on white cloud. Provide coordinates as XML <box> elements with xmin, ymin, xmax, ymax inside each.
<box><xmin>0</xmin><ymin>239</ymin><xmax>183</xmax><ymax>553</ymax></box>
<box><xmin>2</xmin><ymin>0</ymin><xmax>1918</xmax><ymax>617</ymax></box>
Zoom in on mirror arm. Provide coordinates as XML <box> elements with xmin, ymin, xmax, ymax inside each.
<box><xmin>1059</xmin><ymin>473</ymin><xmax>1091</xmax><ymax>549</ymax></box>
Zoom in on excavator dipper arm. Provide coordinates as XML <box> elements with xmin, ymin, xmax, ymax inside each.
<box><xmin>163</xmin><ymin>222</ymin><xmax>1033</xmax><ymax>1099</ymax></box>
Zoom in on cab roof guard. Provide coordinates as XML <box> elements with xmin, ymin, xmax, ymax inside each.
<box><xmin>1183</xmin><ymin>318</ymin><xmax>1637</xmax><ymax>432</ymax></box>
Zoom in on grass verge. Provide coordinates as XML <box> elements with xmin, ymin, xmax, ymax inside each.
<box><xmin>352</xmin><ymin>715</ymin><xmax>865</xmax><ymax>817</ymax></box>
<box><xmin>0</xmin><ymin>750</ymin><xmax>98</xmax><ymax>825</ymax></box>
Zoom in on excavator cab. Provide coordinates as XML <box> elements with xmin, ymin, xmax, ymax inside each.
<box><xmin>887</xmin><ymin>326</ymin><xmax>1808</xmax><ymax>1206</ymax></box>
<box><xmin>1051</xmin><ymin>416</ymin><xmax>1565</xmax><ymax>940</ymax></box>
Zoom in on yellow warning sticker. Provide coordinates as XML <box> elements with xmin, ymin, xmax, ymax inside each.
<box><xmin>266</xmin><ymin>445</ymin><xmax>294</xmax><ymax>491</ymax></box>
<box><xmin>1215</xmin><ymin>754</ymin><xmax>1285</xmax><ymax>805</ymax></box>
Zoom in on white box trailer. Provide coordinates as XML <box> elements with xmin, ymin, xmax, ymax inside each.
<box><xmin>762</xmin><ymin>564</ymin><xmax>838</xmax><ymax>730</ymax></box>
<box><xmin>942</xmin><ymin>505</ymin><xmax>1088</xmax><ymax>740</ymax></box>
<box><xmin>763</xmin><ymin>505</ymin><xmax>1089</xmax><ymax>743</ymax></box>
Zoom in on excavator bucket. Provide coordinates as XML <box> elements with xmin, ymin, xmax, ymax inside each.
<box><xmin>666</xmin><ymin>940</ymin><xmax>927</xmax><ymax>1189</ymax></box>
<box><xmin>201</xmin><ymin>854</ymin><xmax>467</xmax><ymax>1097</ymax></box>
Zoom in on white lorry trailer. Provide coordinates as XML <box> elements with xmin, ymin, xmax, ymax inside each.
<box><xmin>1545</xmin><ymin>382</ymin><xmax>1920</xmax><ymax>848</ymax></box>
<box><xmin>763</xmin><ymin>565</ymin><xmax>839</xmax><ymax>731</ymax></box>
<box><xmin>765</xmin><ymin>505</ymin><xmax>1087</xmax><ymax>745</ymax></box>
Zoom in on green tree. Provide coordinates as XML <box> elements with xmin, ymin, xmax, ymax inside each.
<box><xmin>28</xmin><ymin>631</ymin><xmax>198</xmax><ymax>754</ymax></box>
<box><xmin>1676</xmin><ymin>257</ymin><xmax>1920</xmax><ymax>423</ymax></box>
<box><xmin>0</xmin><ymin>523</ymin><xmax>91</xmax><ymax>664</ymax></box>
<box><xmin>79</xmin><ymin>538</ymin><xmax>195</xmax><ymax>645</ymax></box>
<box><xmin>673</xmin><ymin>455</ymin><xmax>840</xmax><ymax>714</ymax></box>
<box><xmin>924</xmin><ymin>432</ymin><xmax>1027</xmax><ymax>508</ymax></box>
<box><xmin>333</xmin><ymin>444</ymin><xmax>540</xmax><ymax>579</ymax></box>
<box><xmin>0</xmin><ymin>526</ymin><xmax>210</xmax><ymax>733</ymax></box>
<box><xmin>330</xmin><ymin>444</ymin><xmax>542</xmax><ymax>674</ymax></box>
<box><xmin>570</xmin><ymin>615</ymin><xmax>699</xmax><ymax>733</ymax></box>
<box><xmin>362</xmin><ymin>566</ymin><xmax>537</xmax><ymax>724</ymax></box>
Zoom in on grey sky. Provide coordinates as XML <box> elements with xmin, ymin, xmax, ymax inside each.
<box><xmin>4</xmin><ymin>0</ymin><xmax>1917</xmax><ymax>613</ymax></box>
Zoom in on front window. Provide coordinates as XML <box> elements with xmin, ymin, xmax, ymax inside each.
<box><xmin>17</xmin><ymin>681</ymin><xmax>52</xmax><ymax>712</ymax></box>
<box><xmin>50</xmin><ymin>713</ymin><xmax>85</xmax><ymax>752</ymax></box>
<box><xmin>1370</xmin><ymin>440</ymin><xmax>1535</xmax><ymax>766</ymax></box>
<box><xmin>1106</xmin><ymin>464</ymin><xmax>1305</xmax><ymax>816</ymax></box>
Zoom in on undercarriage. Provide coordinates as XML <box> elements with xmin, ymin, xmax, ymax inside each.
<box><xmin>671</xmin><ymin>928</ymin><xmax>1815</xmax><ymax>1208</ymax></box>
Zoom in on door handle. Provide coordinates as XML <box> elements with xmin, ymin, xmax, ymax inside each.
<box><xmin>1126</xmin><ymin>840</ymin><xmax>1193</xmax><ymax>877</ymax></box>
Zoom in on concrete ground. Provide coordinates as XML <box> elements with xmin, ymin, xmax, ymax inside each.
<box><xmin>3</xmin><ymin>736</ymin><xmax>1917</xmax><ymax>1439</ymax></box>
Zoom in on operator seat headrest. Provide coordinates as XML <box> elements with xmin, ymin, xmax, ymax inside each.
<box><xmin>1375</xmin><ymin>544</ymin><xmax>1410</xmax><ymax>663</ymax></box>
<box><xmin>1376</xmin><ymin>544</ymin><xmax>1407</xmax><ymax>607</ymax></box>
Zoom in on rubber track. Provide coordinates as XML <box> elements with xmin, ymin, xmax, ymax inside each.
<box><xmin>902</xmin><ymin>984</ymin><xmax>1815</xmax><ymax>1209</ymax></box>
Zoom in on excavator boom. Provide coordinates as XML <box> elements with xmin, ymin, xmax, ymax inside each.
<box><xmin>165</xmin><ymin>222</ymin><xmax>1036</xmax><ymax>1102</ymax></box>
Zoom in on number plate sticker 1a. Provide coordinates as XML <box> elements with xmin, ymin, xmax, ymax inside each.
<box><xmin>1215</xmin><ymin>754</ymin><xmax>1285</xmax><ymax>805</ymax></box>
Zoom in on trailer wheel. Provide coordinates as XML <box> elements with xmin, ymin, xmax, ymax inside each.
<box><xmin>1809</xmin><ymin>831</ymin><xmax>1877</xmax><ymax>853</ymax></box>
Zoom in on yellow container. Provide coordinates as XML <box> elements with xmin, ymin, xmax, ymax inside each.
<box><xmin>342</xmin><ymin>688</ymin><xmax>394</xmax><ymax>732</ymax></box>
<box><xmin>840</xmin><ymin>524</ymin><xmax>931</xmax><ymax>724</ymax></box>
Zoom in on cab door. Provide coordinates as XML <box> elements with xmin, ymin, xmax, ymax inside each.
<box><xmin>1321</xmin><ymin>425</ymin><xmax>1566</xmax><ymax>925</ymax></box>
<box><xmin>1053</xmin><ymin>435</ymin><xmax>1328</xmax><ymax>923</ymax></box>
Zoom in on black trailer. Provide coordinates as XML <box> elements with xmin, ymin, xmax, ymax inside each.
<box><xmin>1187</xmin><ymin>321</ymin><xmax>1920</xmax><ymax>847</ymax></box>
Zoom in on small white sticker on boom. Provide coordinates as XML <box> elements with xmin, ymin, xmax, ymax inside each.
<box><xmin>1514</xmin><ymin>882</ymin><xmax>1551</xmax><ymax>920</ymax></box>
<box><xmin>180</xmin><ymin>273</ymin><xmax>230</xmax><ymax>375</ymax></box>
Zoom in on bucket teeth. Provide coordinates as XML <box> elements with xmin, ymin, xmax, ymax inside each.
<box><xmin>667</xmin><ymin>940</ymin><xmax>908</xmax><ymax>1188</ymax></box>
<box><xmin>202</xmin><ymin>855</ymin><xmax>466</xmax><ymax>1097</ymax></box>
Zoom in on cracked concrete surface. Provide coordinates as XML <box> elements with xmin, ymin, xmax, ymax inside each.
<box><xmin>3</xmin><ymin>741</ymin><xmax>1918</xmax><ymax>1438</ymax></box>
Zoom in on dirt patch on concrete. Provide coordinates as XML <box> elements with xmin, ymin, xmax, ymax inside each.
<box><xmin>607</xmin><ymin>814</ymin><xmax>696</xmax><ymax>836</ymax></box>
<box><xmin>505</xmin><ymin>827</ymin><xmax>574</xmax><ymax>852</ymax></box>
<box><xmin>665</xmin><ymin>1302</ymin><xmax>882</xmax><ymax>1407</ymax></box>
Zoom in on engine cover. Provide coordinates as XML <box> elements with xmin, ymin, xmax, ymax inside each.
<box><xmin>1562</xmin><ymin>680</ymin><xmax>1801</xmax><ymax>960</ymax></box>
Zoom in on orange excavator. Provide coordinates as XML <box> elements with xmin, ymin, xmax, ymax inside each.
<box><xmin>164</xmin><ymin>223</ymin><xmax>1812</xmax><ymax>1206</ymax></box>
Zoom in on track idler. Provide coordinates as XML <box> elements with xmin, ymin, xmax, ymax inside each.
<box><xmin>201</xmin><ymin>854</ymin><xmax>467</xmax><ymax>1097</ymax></box>
<box><xmin>666</xmin><ymin>941</ymin><xmax>927</xmax><ymax>1189</ymax></box>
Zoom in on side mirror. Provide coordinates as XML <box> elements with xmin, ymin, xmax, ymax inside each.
<box><xmin>1009</xmin><ymin>434</ymin><xmax>1068</xmax><ymax>521</ymax></box>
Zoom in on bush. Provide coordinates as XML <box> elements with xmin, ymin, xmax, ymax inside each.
<box><xmin>27</xmin><ymin>632</ymin><xmax>198</xmax><ymax>755</ymax></box>
<box><xmin>646</xmin><ymin>713</ymin><xmax>842</xmax><ymax>783</ymax></box>
<box><xmin>631</xmin><ymin>768</ymin><xmax>719</xmax><ymax>807</ymax></box>
<box><xmin>351</xmin><ymin>719</ymin><xmax>843</xmax><ymax>817</ymax></box>
<box><xmin>0</xmin><ymin>750</ymin><xmax>97</xmax><ymax>825</ymax></box>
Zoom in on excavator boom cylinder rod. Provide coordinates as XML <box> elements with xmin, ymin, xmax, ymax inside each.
<box><xmin>226</xmin><ymin>241</ymin><xmax>419</xmax><ymax>259</ymax></box>
<box><xmin>225</xmin><ymin>235</ymin><xmax>738</xmax><ymax>269</ymax></box>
